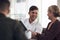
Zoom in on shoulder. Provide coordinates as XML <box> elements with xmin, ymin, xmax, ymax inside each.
<box><xmin>24</xmin><ymin>18</ymin><xmax>29</xmax><ymax>21</ymax></box>
<box><xmin>22</xmin><ymin>18</ymin><xmax>29</xmax><ymax>23</ymax></box>
<box><xmin>36</xmin><ymin>22</ymin><xmax>41</xmax><ymax>26</ymax></box>
<box><xmin>55</xmin><ymin>20</ymin><xmax>60</xmax><ymax>25</ymax></box>
<box><xmin>57</xmin><ymin>20</ymin><xmax>60</xmax><ymax>26</ymax></box>
<box><xmin>6</xmin><ymin>17</ymin><xmax>17</xmax><ymax>23</ymax></box>
<box><xmin>5</xmin><ymin>17</ymin><xmax>20</xmax><ymax>25</ymax></box>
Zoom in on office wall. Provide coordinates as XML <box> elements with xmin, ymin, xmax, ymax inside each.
<box><xmin>41</xmin><ymin>0</ymin><xmax>57</xmax><ymax>28</ymax></box>
<box><xmin>9</xmin><ymin>0</ymin><xmax>57</xmax><ymax>28</ymax></box>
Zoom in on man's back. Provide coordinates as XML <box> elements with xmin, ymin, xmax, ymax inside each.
<box><xmin>0</xmin><ymin>13</ymin><xmax>27</xmax><ymax>40</ymax></box>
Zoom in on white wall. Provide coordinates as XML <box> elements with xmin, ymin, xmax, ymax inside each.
<box><xmin>25</xmin><ymin>0</ymin><xmax>42</xmax><ymax>22</ymax></box>
<box><xmin>41</xmin><ymin>0</ymin><xmax>57</xmax><ymax>28</ymax></box>
<box><xmin>9</xmin><ymin>0</ymin><xmax>57</xmax><ymax>28</ymax></box>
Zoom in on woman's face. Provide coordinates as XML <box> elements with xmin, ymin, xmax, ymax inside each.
<box><xmin>47</xmin><ymin>7</ymin><xmax>54</xmax><ymax>20</ymax></box>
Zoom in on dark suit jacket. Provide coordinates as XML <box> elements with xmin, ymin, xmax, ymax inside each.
<box><xmin>0</xmin><ymin>13</ymin><xmax>28</xmax><ymax>40</ymax></box>
<box><xmin>19</xmin><ymin>21</ymin><xmax>27</xmax><ymax>31</ymax></box>
<box><xmin>37</xmin><ymin>20</ymin><xmax>60</xmax><ymax>40</ymax></box>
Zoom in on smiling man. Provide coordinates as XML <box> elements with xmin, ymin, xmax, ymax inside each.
<box><xmin>22</xmin><ymin>6</ymin><xmax>43</xmax><ymax>39</ymax></box>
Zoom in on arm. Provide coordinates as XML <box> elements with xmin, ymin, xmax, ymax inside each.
<box><xmin>35</xmin><ymin>23</ymin><xmax>43</xmax><ymax>34</ymax></box>
<box><xmin>37</xmin><ymin>22</ymin><xmax>60</xmax><ymax>40</ymax></box>
<box><xmin>32</xmin><ymin>23</ymin><xmax>43</xmax><ymax>38</ymax></box>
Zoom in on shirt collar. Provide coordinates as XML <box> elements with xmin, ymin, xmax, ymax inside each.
<box><xmin>29</xmin><ymin>18</ymin><xmax>38</xmax><ymax>24</ymax></box>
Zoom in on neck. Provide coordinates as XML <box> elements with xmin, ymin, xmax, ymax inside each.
<box><xmin>29</xmin><ymin>18</ymin><xmax>34</xmax><ymax>23</ymax></box>
<box><xmin>51</xmin><ymin>17</ymin><xmax>57</xmax><ymax>23</ymax></box>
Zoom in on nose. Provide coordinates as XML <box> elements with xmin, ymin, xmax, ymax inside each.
<box><xmin>33</xmin><ymin>13</ymin><xmax>36</xmax><ymax>15</ymax></box>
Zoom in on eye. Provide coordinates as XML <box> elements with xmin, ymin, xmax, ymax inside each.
<box><xmin>32</xmin><ymin>12</ymin><xmax>34</xmax><ymax>13</ymax></box>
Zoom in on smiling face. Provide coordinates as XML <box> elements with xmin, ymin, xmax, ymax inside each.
<box><xmin>47</xmin><ymin>5</ymin><xmax>60</xmax><ymax>20</ymax></box>
<box><xmin>29</xmin><ymin>10</ymin><xmax>38</xmax><ymax>21</ymax></box>
<box><xmin>47</xmin><ymin>7</ymin><xmax>54</xmax><ymax>20</ymax></box>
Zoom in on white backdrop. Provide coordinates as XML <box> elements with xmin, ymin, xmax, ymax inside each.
<box><xmin>10</xmin><ymin>0</ymin><xmax>57</xmax><ymax>28</ymax></box>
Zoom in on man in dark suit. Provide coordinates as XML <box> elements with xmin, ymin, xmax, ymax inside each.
<box><xmin>37</xmin><ymin>5</ymin><xmax>60</xmax><ymax>40</ymax></box>
<box><xmin>0</xmin><ymin>0</ymin><xmax>28</xmax><ymax>40</ymax></box>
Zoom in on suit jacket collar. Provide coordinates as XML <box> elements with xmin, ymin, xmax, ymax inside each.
<box><xmin>46</xmin><ymin>20</ymin><xmax>60</xmax><ymax>30</ymax></box>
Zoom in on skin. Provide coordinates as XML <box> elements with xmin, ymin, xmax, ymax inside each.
<box><xmin>29</xmin><ymin>10</ymin><xmax>38</xmax><ymax>23</ymax></box>
<box><xmin>47</xmin><ymin>7</ymin><xmax>57</xmax><ymax>23</ymax></box>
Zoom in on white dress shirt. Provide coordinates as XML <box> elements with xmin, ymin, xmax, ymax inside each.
<box><xmin>22</xmin><ymin>18</ymin><xmax>43</xmax><ymax>39</ymax></box>
<box><xmin>22</xmin><ymin>18</ymin><xmax>43</xmax><ymax>33</ymax></box>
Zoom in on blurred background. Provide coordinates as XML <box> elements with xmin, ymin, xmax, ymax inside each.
<box><xmin>9</xmin><ymin>0</ymin><xmax>60</xmax><ymax>28</ymax></box>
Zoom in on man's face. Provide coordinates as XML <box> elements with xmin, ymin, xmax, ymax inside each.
<box><xmin>29</xmin><ymin>10</ymin><xmax>38</xmax><ymax>21</ymax></box>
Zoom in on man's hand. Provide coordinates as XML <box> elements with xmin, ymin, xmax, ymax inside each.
<box><xmin>31</xmin><ymin>32</ymin><xmax>39</xmax><ymax>39</ymax></box>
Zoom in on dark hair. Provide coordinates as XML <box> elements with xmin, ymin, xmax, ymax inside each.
<box><xmin>48</xmin><ymin>5</ymin><xmax>60</xmax><ymax>17</ymax></box>
<box><xmin>29</xmin><ymin>6</ymin><xmax>38</xmax><ymax>11</ymax></box>
<box><xmin>0</xmin><ymin>0</ymin><xmax>10</xmax><ymax>11</ymax></box>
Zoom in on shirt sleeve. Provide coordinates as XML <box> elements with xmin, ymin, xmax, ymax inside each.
<box><xmin>35</xmin><ymin>23</ymin><xmax>43</xmax><ymax>34</ymax></box>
